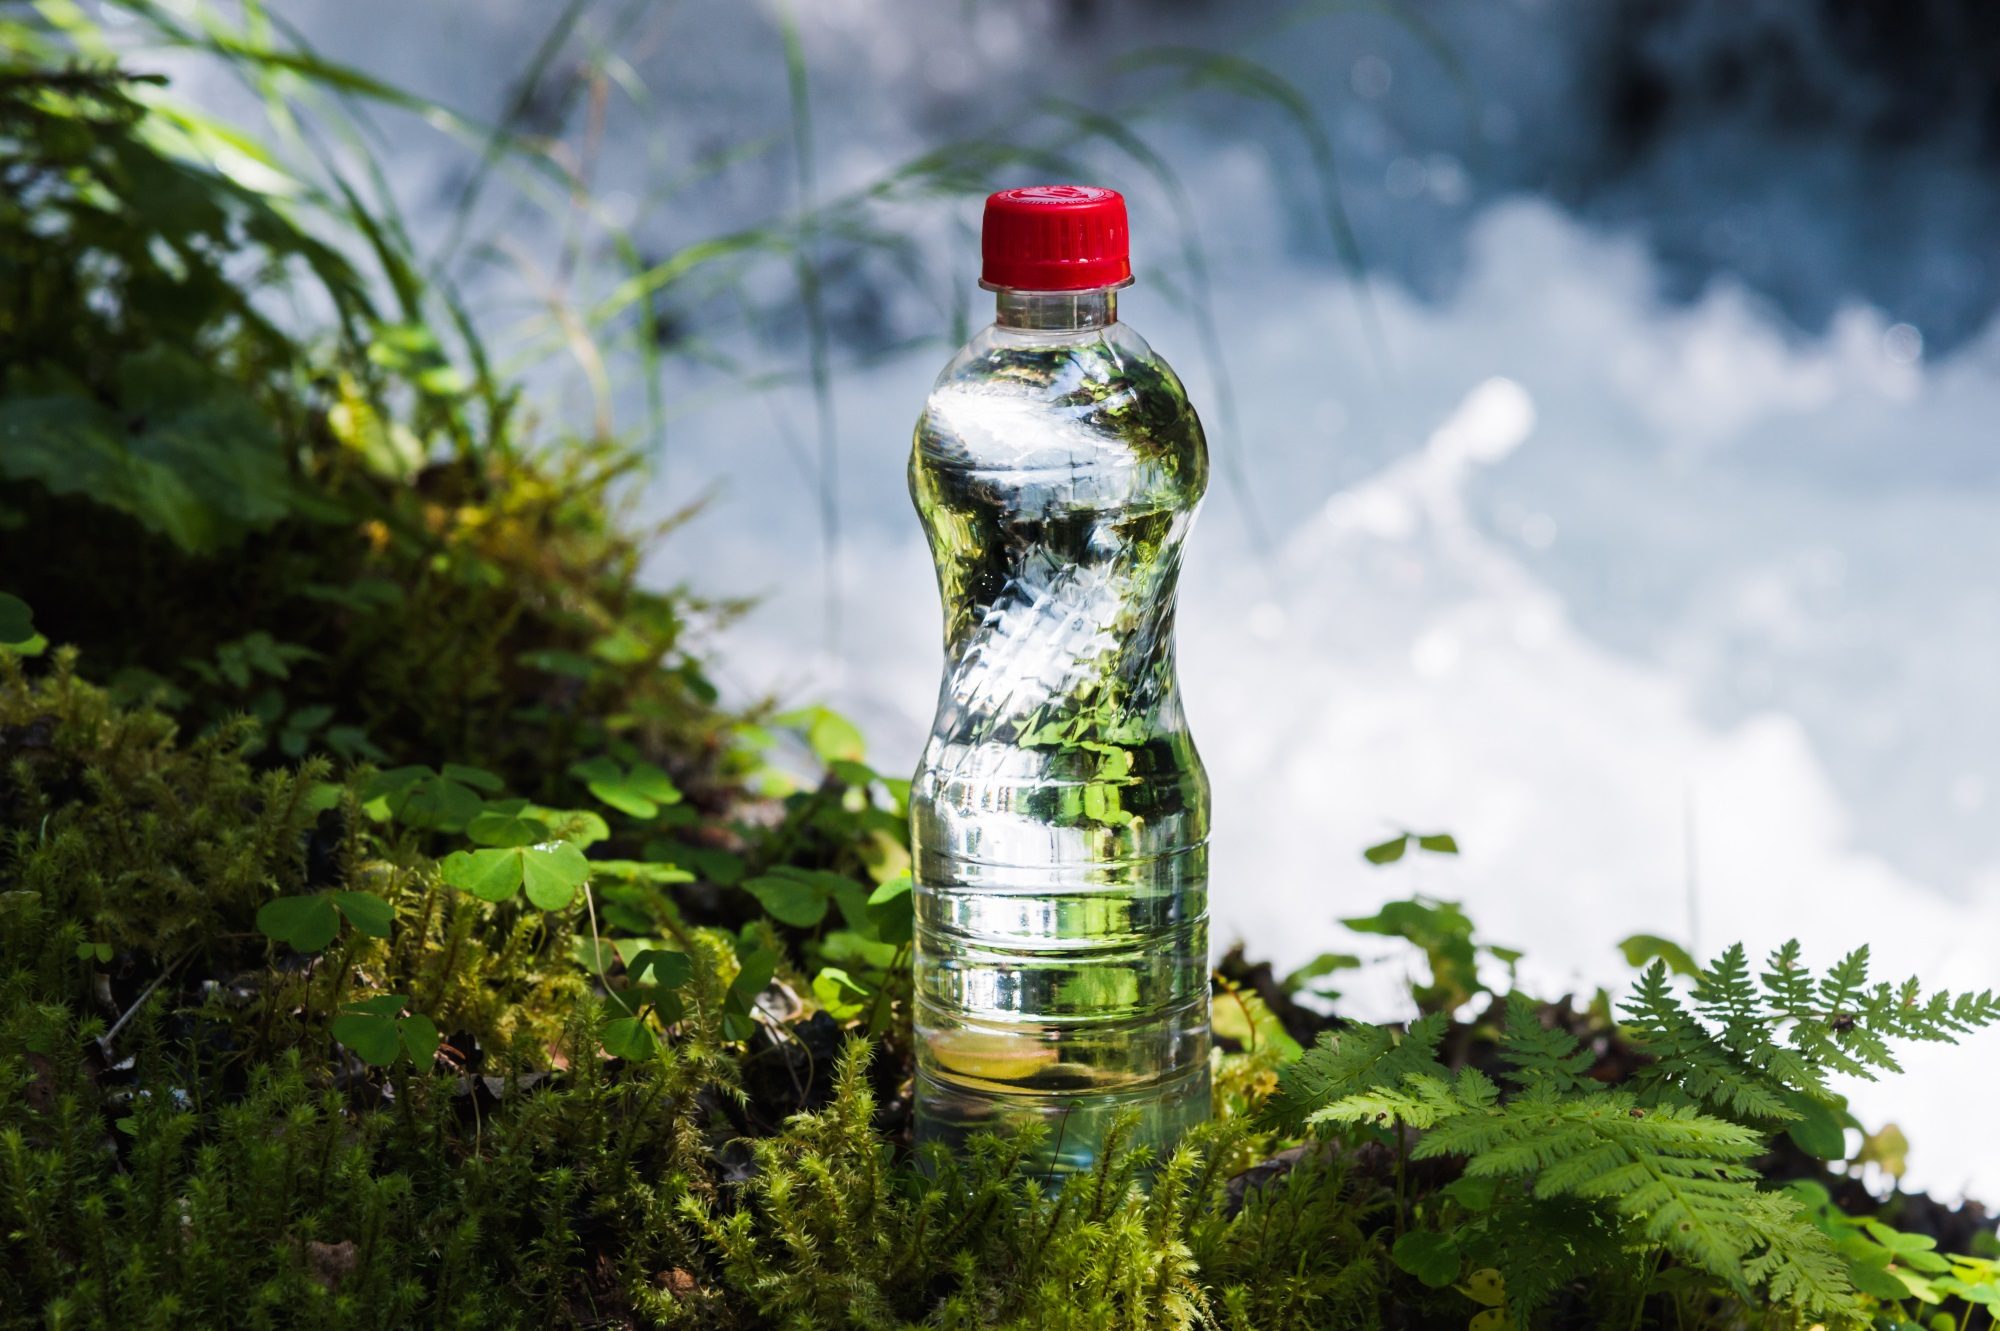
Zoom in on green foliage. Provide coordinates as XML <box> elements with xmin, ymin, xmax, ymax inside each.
<box><xmin>1281</xmin><ymin>948</ymin><xmax>1363</xmax><ymax>1001</ymax></box>
<box><xmin>1</xmin><ymin>650</ymin><xmax>329</xmax><ymax>959</ymax></box>
<box><xmin>2</xmin><ymin>9</ymin><xmax>1995</xmax><ymax>1330</ymax></box>
<box><xmin>1342</xmin><ymin>894</ymin><xmax>1521</xmax><ymax>1014</ymax></box>
<box><xmin>1792</xmin><ymin>1181</ymin><xmax>2000</xmax><ymax>1314</ymax></box>
<box><xmin>1622</xmin><ymin>943</ymin><xmax>2000</xmax><ymax>1125</ymax></box>
<box><xmin>7</xmin><ymin>620</ymin><xmax>1999</xmax><ymax>1331</ymax></box>
<box><xmin>1619</xmin><ymin>932</ymin><xmax>1702</xmax><ymax>977</ymax></box>
<box><xmin>1362</xmin><ymin>829</ymin><xmax>1460</xmax><ymax>863</ymax></box>
<box><xmin>441</xmin><ymin>839</ymin><xmax>592</xmax><ymax>909</ymax></box>
<box><xmin>0</xmin><ymin>28</ymin><xmax>730</xmax><ymax>793</ymax></box>
<box><xmin>0</xmin><ymin>595</ymin><xmax>34</xmax><ymax>647</ymax></box>
<box><xmin>571</xmin><ymin>756</ymin><xmax>683</xmax><ymax>820</ymax></box>
<box><xmin>330</xmin><ymin>993</ymin><xmax>440</xmax><ymax>1067</ymax></box>
<box><xmin>1267</xmin><ymin>964</ymin><xmax>1999</xmax><ymax>1327</ymax></box>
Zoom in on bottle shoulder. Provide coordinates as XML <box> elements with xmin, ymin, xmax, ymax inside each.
<box><xmin>914</xmin><ymin>320</ymin><xmax>1207</xmax><ymax>496</ymax></box>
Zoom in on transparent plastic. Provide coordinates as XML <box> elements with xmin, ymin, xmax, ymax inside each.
<box><xmin>909</xmin><ymin>286</ymin><xmax>1210</xmax><ymax>1172</ymax></box>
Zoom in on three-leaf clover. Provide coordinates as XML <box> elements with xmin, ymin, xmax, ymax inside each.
<box><xmin>362</xmin><ymin>763</ymin><xmax>500</xmax><ymax>832</ymax></box>
<box><xmin>256</xmin><ymin>891</ymin><xmax>394</xmax><ymax>952</ymax></box>
<box><xmin>1363</xmin><ymin>830</ymin><xmax>1460</xmax><ymax>865</ymax></box>
<box><xmin>569</xmin><ymin>757</ymin><xmax>682</xmax><ymax>819</ymax></box>
<box><xmin>740</xmin><ymin>866</ymin><xmax>871</xmax><ymax>930</ymax></box>
<box><xmin>1390</xmin><ymin>1230</ymin><xmax>1461</xmax><ymax>1289</ymax></box>
<box><xmin>600</xmin><ymin>946</ymin><xmax>694</xmax><ymax>1060</ymax></box>
<box><xmin>466</xmin><ymin>797</ymin><xmax>552</xmax><ymax>848</ymax></box>
<box><xmin>440</xmin><ymin>840</ymin><xmax>590</xmax><ymax>909</ymax></box>
<box><xmin>187</xmin><ymin>632</ymin><xmax>318</xmax><ymax>691</ymax></box>
<box><xmin>331</xmin><ymin>994</ymin><xmax>440</xmax><ymax>1067</ymax></box>
<box><xmin>742</xmin><ymin>874</ymin><xmax>829</xmax><ymax>927</ymax></box>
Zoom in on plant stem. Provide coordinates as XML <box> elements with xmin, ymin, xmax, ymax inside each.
<box><xmin>1629</xmin><ymin>1247</ymin><xmax>1661</xmax><ymax>1331</ymax></box>
<box><xmin>1393</xmin><ymin>1124</ymin><xmax>1408</xmax><ymax>1238</ymax></box>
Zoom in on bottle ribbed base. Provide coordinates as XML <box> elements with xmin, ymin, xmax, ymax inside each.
<box><xmin>913</xmin><ymin>1057</ymin><xmax>1210</xmax><ymax>1175</ymax></box>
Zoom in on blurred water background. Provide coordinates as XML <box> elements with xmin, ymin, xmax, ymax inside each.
<box><xmin>171</xmin><ymin>0</ymin><xmax>2000</xmax><ymax>1196</ymax></box>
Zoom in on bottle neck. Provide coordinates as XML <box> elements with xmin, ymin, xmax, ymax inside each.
<box><xmin>994</xmin><ymin>288</ymin><xmax>1117</xmax><ymax>332</ymax></box>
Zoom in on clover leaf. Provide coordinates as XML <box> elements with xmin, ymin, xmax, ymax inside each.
<box><xmin>1617</xmin><ymin>932</ymin><xmax>1700</xmax><ymax>978</ymax></box>
<box><xmin>865</xmin><ymin>876</ymin><xmax>914</xmax><ymax>946</ymax></box>
<box><xmin>330</xmin><ymin>890</ymin><xmax>394</xmax><ymax>938</ymax></box>
<box><xmin>595</xmin><ymin>945</ymin><xmax>692</xmax><ymax>1059</ymax></box>
<box><xmin>742</xmin><ymin>874</ymin><xmax>830</xmax><ymax>927</ymax></box>
<box><xmin>466</xmin><ymin>798</ymin><xmax>552</xmax><ymax>848</ymax></box>
<box><xmin>257</xmin><ymin>891</ymin><xmax>394</xmax><ymax>951</ymax></box>
<box><xmin>440</xmin><ymin>763</ymin><xmax>503</xmax><ymax>793</ymax></box>
<box><xmin>601</xmin><ymin>1015</ymin><xmax>656</xmax><ymax>1061</ymax></box>
<box><xmin>588</xmin><ymin>859</ymin><xmax>696</xmax><ymax>886</ymax></box>
<box><xmin>1364</xmin><ymin>830</ymin><xmax>1460</xmax><ymax>865</ymax></box>
<box><xmin>720</xmin><ymin>945</ymin><xmax>778</xmax><ymax>1041</ymax></box>
<box><xmin>1363</xmin><ymin>835</ymin><xmax>1407</xmax><ymax>865</ymax></box>
<box><xmin>440</xmin><ymin>840</ymin><xmax>590</xmax><ymax>909</ymax></box>
<box><xmin>399</xmin><ymin>1012</ymin><xmax>441</xmax><ymax>1066</ymax></box>
<box><xmin>742</xmin><ymin>865</ymin><xmax>875</xmax><ymax>932</ymax></box>
<box><xmin>361</xmin><ymin>765</ymin><xmax>486</xmax><ymax>832</ymax></box>
<box><xmin>569</xmin><ymin>756</ymin><xmax>682</xmax><ymax>819</ymax></box>
<box><xmin>626</xmin><ymin>947</ymin><xmax>694</xmax><ymax>990</ymax></box>
<box><xmin>535</xmin><ymin>805</ymin><xmax>611</xmax><ymax>849</ymax></box>
<box><xmin>1390</xmin><ymin>1230</ymin><xmax>1461</xmax><ymax>1289</ymax></box>
<box><xmin>255</xmin><ymin>894</ymin><xmax>339</xmax><ymax>952</ymax></box>
<box><xmin>772</xmin><ymin>705</ymin><xmax>866</xmax><ymax>764</ymax></box>
<box><xmin>812</xmin><ymin>966</ymin><xmax>871</xmax><ymax>1020</ymax></box>
<box><xmin>0</xmin><ymin>593</ymin><xmax>35</xmax><ymax>646</ymax></box>
<box><xmin>331</xmin><ymin>994</ymin><xmax>440</xmax><ymax>1067</ymax></box>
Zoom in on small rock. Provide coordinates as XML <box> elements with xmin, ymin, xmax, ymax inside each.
<box><xmin>307</xmin><ymin>1239</ymin><xmax>358</xmax><ymax>1291</ymax></box>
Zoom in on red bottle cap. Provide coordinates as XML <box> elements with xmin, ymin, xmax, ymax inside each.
<box><xmin>980</xmin><ymin>185</ymin><xmax>1132</xmax><ymax>292</ymax></box>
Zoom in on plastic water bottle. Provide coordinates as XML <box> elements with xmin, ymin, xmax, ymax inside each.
<box><xmin>908</xmin><ymin>185</ymin><xmax>1210</xmax><ymax>1171</ymax></box>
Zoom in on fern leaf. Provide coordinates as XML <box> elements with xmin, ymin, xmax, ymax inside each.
<box><xmin>1740</xmin><ymin>1192</ymin><xmax>1855</xmax><ymax>1317</ymax></box>
<box><xmin>1758</xmin><ymin>941</ymin><xmax>1814</xmax><ymax>1012</ymax></box>
<box><xmin>1463</xmin><ymin>1197</ymin><xmax>1630</xmax><ymax>1324</ymax></box>
<box><xmin>1692</xmin><ymin>944</ymin><xmax>1761</xmax><ymax>1028</ymax></box>
<box><xmin>1816</xmin><ymin>946</ymin><xmax>1871</xmax><ymax>1015</ymax></box>
<box><xmin>1305</xmin><ymin>1067</ymin><xmax>1490</xmax><ymax>1132</ymax></box>
<box><xmin>1262</xmin><ymin>1012</ymin><xmax>1450</xmax><ymax>1134</ymax></box>
<box><xmin>1621</xmin><ymin>963</ymin><xmax>1795</xmax><ymax>1121</ymax></box>
<box><xmin>1419</xmin><ymin>1092</ymin><xmax>1777</xmax><ymax>1294</ymax></box>
<box><xmin>1497</xmin><ymin>993</ymin><xmax>1597</xmax><ymax>1093</ymax></box>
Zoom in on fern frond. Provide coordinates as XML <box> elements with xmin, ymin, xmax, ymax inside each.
<box><xmin>1816</xmin><ymin>946</ymin><xmax>1872</xmax><ymax>1015</ymax></box>
<box><xmin>1261</xmin><ymin>1012</ymin><xmax>1449</xmax><ymax>1134</ymax></box>
<box><xmin>1621</xmin><ymin>963</ymin><xmax>1795</xmax><ymax>1120</ymax></box>
<box><xmin>1635</xmin><ymin>943</ymin><xmax>2000</xmax><ymax>1120</ymax></box>
<box><xmin>1305</xmin><ymin>1066</ymin><xmax>1496</xmax><ymax>1132</ymax></box>
<box><xmin>1692</xmin><ymin>943</ymin><xmax>1761</xmax><ymax>1027</ymax></box>
<box><xmin>1419</xmin><ymin>1092</ymin><xmax>1792</xmax><ymax>1298</ymax></box>
<box><xmin>1740</xmin><ymin>1191</ymin><xmax>1855</xmax><ymax>1317</ymax></box>
<box><xmin>1756</xmin><ymin>940</ymin><xmax>1809</xmax><ymax>1000</ymax></box>
<box><xmin>1497</xmin><ymin>994</ymin><xmax>1597</xmax><ymax>1093</ymax></box>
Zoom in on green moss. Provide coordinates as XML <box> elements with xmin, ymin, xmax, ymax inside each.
<box><xmin>2</xmin><ymin>12</ymin><xmax>1996</xmax><ymax>1330</ymax></box>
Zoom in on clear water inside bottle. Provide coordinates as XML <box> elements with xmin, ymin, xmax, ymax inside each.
<box><xmin>909</xmin><ymin>288</ymin><xmax>1211</xmax><ymax>1172</ymax></box>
